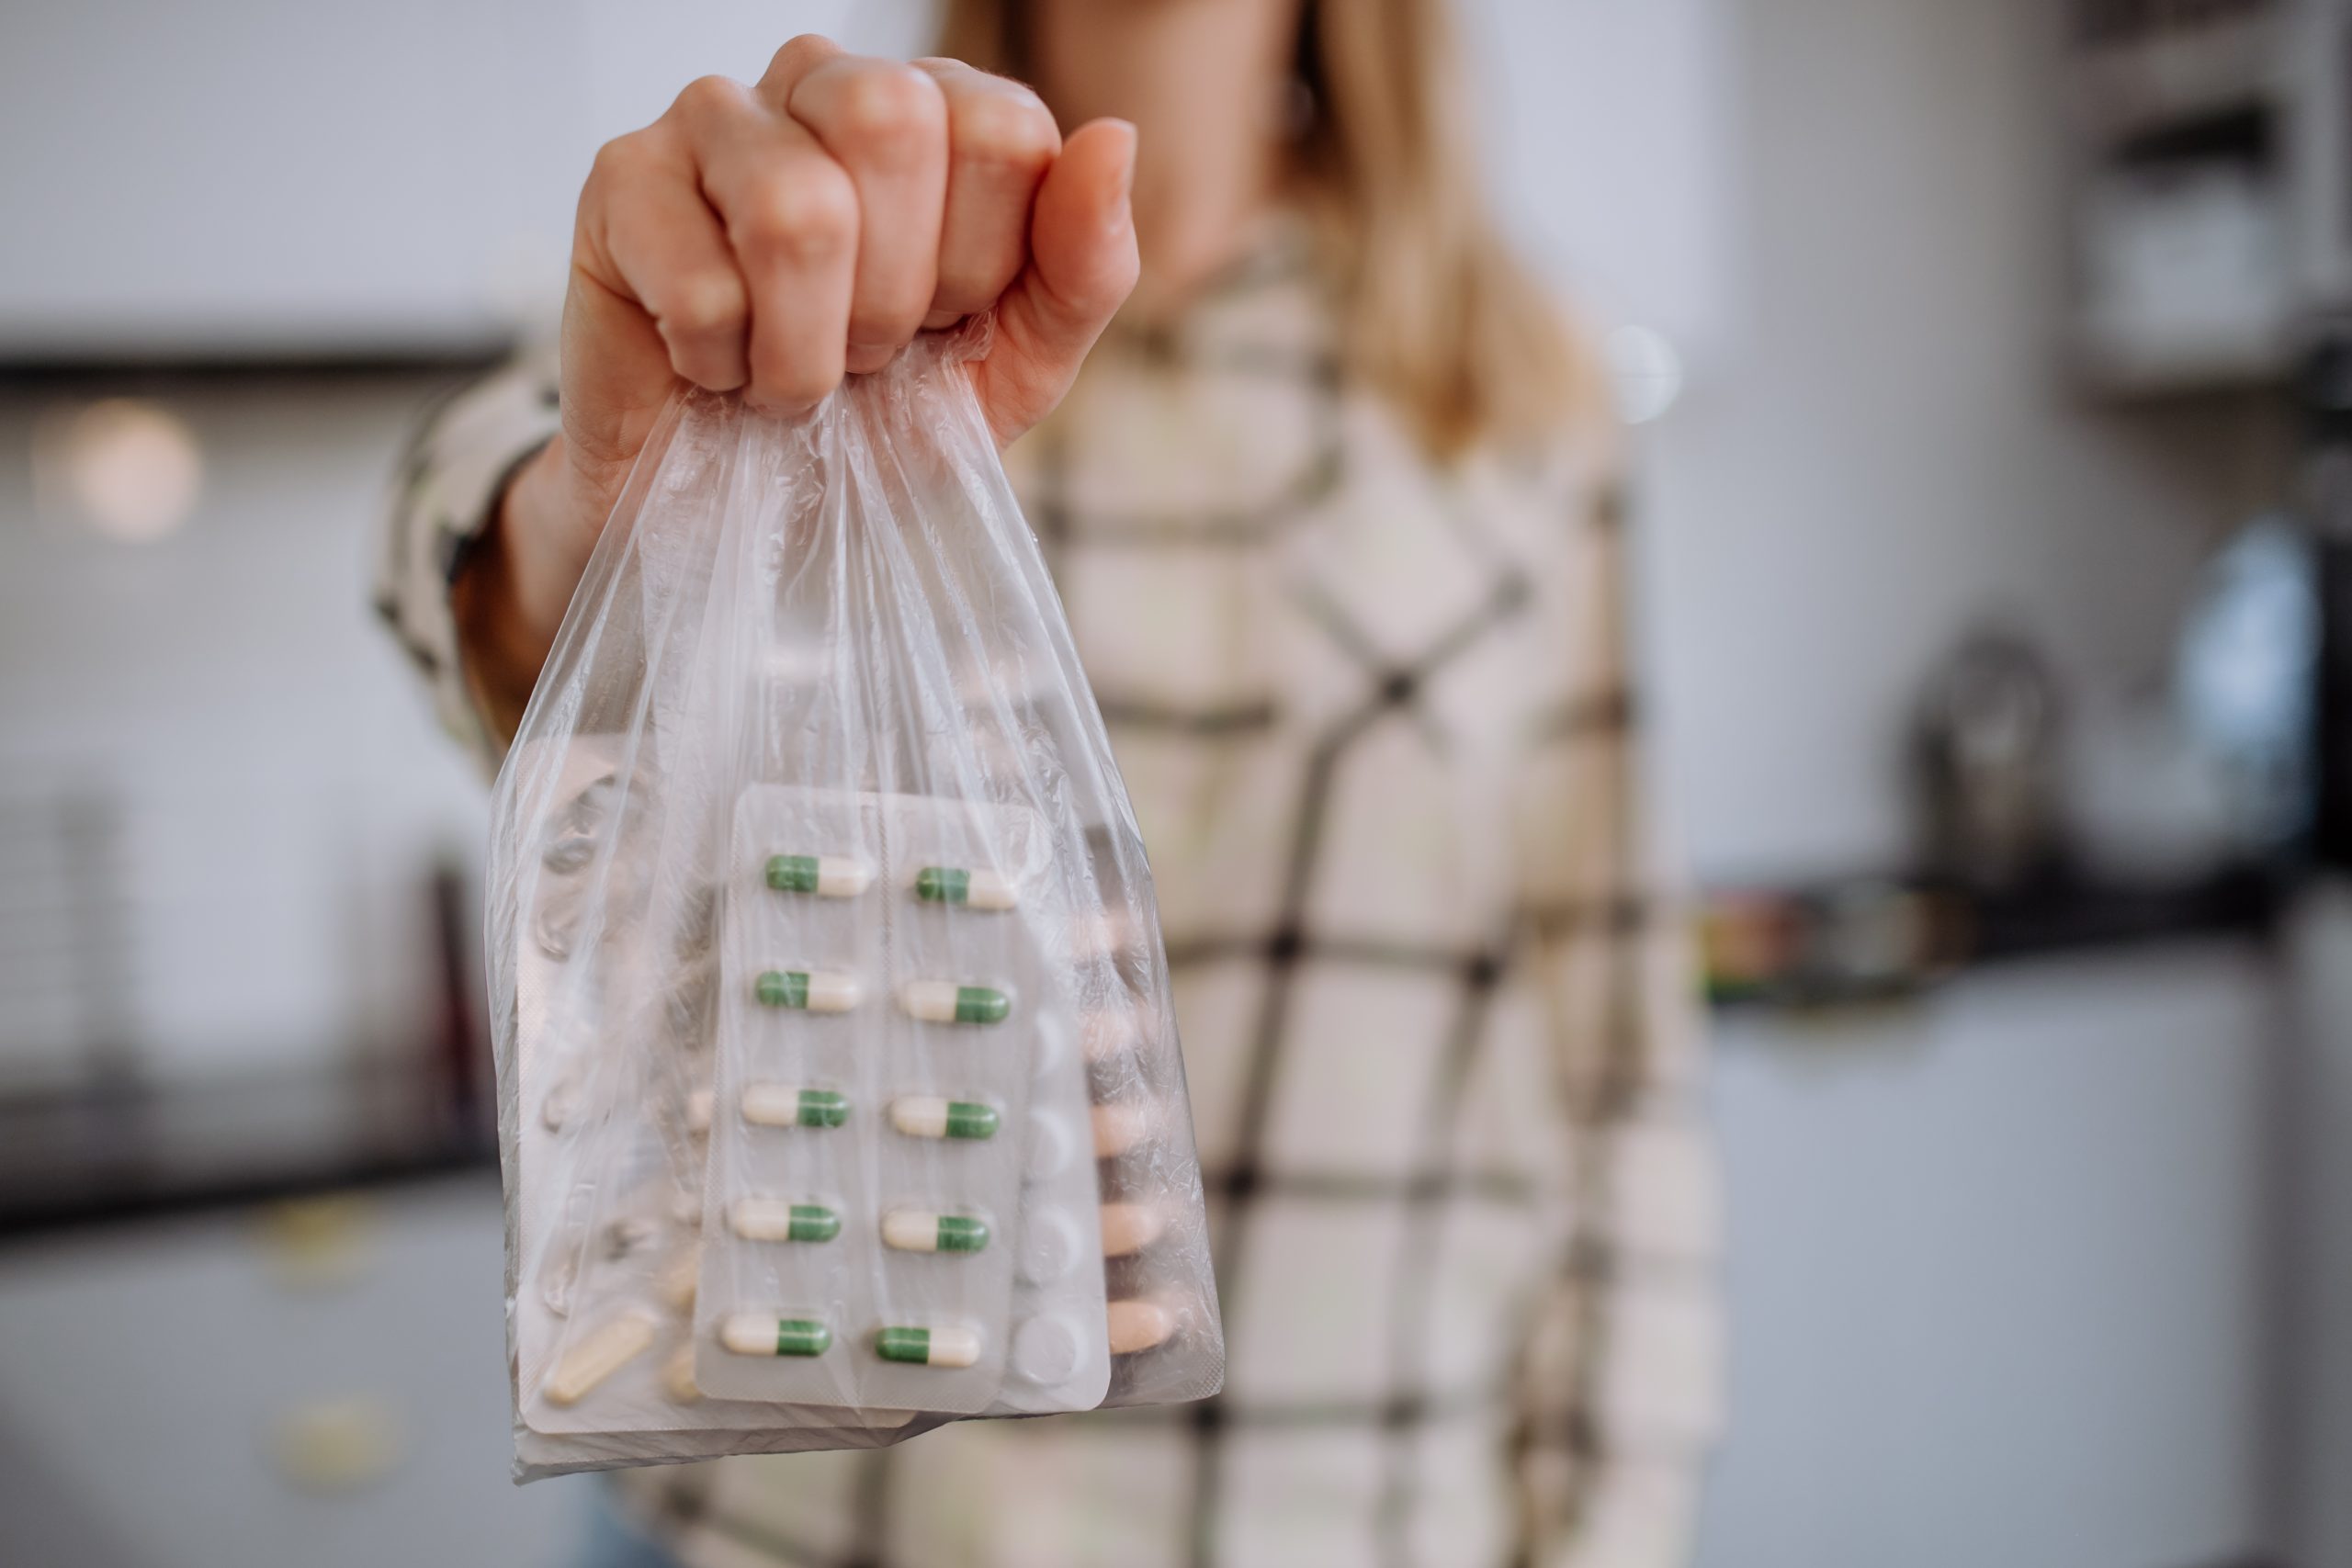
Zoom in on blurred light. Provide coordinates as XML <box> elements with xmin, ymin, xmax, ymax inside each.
<box><xmin>273</xmin><ymin>1395</ymin><xmax>402</xmax><ymax>1492</ymax></box>
<box><xmin>46</xmin><ymin>398</ymin><xmax>203</xmax><ymax>543</ymax></box>
<box><xmin>1607</xmin><ymin>322</ymin><xmax>1685</xmax><ymax>424</ymax></box>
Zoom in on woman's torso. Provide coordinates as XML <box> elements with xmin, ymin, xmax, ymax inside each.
<box><xmin>627</xmin><ymin>231</ymin><xmax>1609</xmax><ymax>1568</ymax></box>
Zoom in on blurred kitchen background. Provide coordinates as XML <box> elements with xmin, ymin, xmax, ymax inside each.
<box><xmin>6</xmin><ymin>0</ymin><xmax>2352</xmax><ymax>1564</ymax></box>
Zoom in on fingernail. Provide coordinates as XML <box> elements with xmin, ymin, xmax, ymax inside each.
<box><xmin>1113</xmin><ymin>120</ymin><xmax>1137</xmax><ymax>205</ymax></box>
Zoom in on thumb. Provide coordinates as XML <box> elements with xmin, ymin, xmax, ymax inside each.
<box><xmin>972</xmin><ymin>117</ymin><xmax>1139</xmax><ymax>447</ymax></box>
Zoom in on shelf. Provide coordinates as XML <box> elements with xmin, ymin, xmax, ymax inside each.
<box><xmin>2070</xmin><ymin>13</ymin><xmax>2284</xmax><ymax>147</ymax></box>
<box><xmin>1702</xmin><ymin>863</ymin><xmax>2290</xmax><ymax>1012</ymax></box>
<box><xmin>2070</xmin><ymin>321</ymin><xmax>2293</xmax><ymax>397</ymax></box>
<box><xmin>0</xmin><ymin>1059</ymin><xmax>493</xmax><ymax>1241</ymax></box>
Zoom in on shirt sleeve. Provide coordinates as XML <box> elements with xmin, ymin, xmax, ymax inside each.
<box><xmin>371</xmin><ymin>345</ymin><xmax>562</xmax><ymax>773</ymax></box>
<box><xmin>1508</xmin><ymin>480</ymin><xmax>1724</xmax><ymax>1568</ymax></box>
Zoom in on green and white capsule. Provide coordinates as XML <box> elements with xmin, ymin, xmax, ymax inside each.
<box><xmin>720</xmin><ymin>1313</ymin><xmax>832</xmax><ymax>1358</ymax></box>
<box><xmin>899</xmin><ymin>980</ymin><xmax>1010</xmax><ymax>1025</ymax></box>
<box><xmin>874</xmin><ymin>1325</ymin><xmax>982</xmax><ymax>1368</ymax></box>
<box><xmin>729</xmin><ymin>1199</ymin><xmax>842</xmax><ymax>1243</ymax></box>
<box><xmin>763</xmin><ymin>854</ymin><xmax>872</xmax><ymax>897</ymax></box>
<box><xmin>889</xmin><ymin>1096</ymin><xmax>1000</xmax><ymax>1141</ymax></box>
<box><xmin>741</xmin><ymin>1084</ymin><xmax>850</xmax><ymax>1129</ymax></box>
<box><xmin>912</xmin><ymin>865</ymin><xmax>1016</xmax><ymax>910</ymax></box>
<box><xmin>881</xmin><ymin>1209</ymin><xmax>989</xmax><ymax>1254</ymax></box>
<box><xmin>754</xmin><ymin>969</ymin><xmax>860</xmax><ymax>1013</ymax></box>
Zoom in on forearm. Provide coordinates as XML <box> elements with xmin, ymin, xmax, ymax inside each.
<box><xmin>450</xmin><ymin>435</ymin><xmax>583</xmax><ymax>744</ymax></box>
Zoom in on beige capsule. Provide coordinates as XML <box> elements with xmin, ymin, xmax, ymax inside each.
<box><xmin>1066</xmin><ymin>909</ymin><xmax>1133</xmax><ymax>961</ymax></box>
<box><xmin>545</xmin><ymin>1309</ymin><xmax>657</xmax><ymax>1405</ymax></box>
<box><xmin>656</xmin><ymin>1245</ymin><xmax>700</xmax><ymax>1312</ymax></box>
<box><xmin>1080</xmin><ymin>1008</ymin><xmax>1141</xmax><ymax>1064</ymax></box>
<box><xmin>1091</xmin><ymin>1101</ymin><xmax>1152</xmax><ymax>1159</ymax></box>
<box><xmin>662</xmin><ymin>1342</ymin><xmax>703</xmax><ymax>1404</ymax></box>
<box><xmin>1100</xmin><ymin>1202</ymin><xmax>1167</xmax><ymax>1258</ymax></box>
<box><xmin>1106</xmin><ymin>1299</ymin><xmax>1174</xmax><ymax>1356</ymax></box>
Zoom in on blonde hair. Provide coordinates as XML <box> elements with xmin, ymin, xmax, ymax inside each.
<box><xmin>936</xmin><ymin>0</ymin><xmax>1602</xmax><ymax>458</ymax></box>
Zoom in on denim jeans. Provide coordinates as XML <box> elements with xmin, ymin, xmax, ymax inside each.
<box><xmin>577</xmin><ymin>1485</ymin><xmax>684</xmax><ymax>1568</ymax></box>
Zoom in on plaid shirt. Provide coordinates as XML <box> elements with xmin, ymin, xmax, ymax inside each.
<box><xmin>378</xmin><ymin>230</ymin><xmax>1721</xmax><ymax>1568</ymax></box>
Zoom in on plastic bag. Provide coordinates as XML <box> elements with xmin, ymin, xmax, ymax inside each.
<box><xmin>484</xmin><ymin>324</ymin><xmax>1223</xmax><ymax>1481</ymax></box>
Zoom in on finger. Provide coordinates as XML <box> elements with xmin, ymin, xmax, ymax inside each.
<box><xmin>975</xmin><ymin>118</ymin><xmax>1140</xmax><ymax>447</ymax></box>
<box><xmin>914</xmin><ymin>59</ymin><xmax>1060</xmax><ymax>327</ymax></box>
<box><xmin>776</xmin><ymin>54</ymin><xmax>949</xmax><ymax>374</ymax></box>
<box><xmin>674</xmin><ymin>73</ymin><xmax>857</xmax><ymax>412</ymax></box>
<box><xmin>580</xmin><ymin>126</ymin><xmax>750</xmax><ymax>393</ymax></box>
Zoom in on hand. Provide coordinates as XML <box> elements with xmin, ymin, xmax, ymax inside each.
<box><xmin>456</xmin><ymin>36</ymin><xmax>1139</xmax><ymax>737</ymax></box>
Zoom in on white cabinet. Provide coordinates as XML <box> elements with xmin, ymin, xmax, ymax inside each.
<box><xmin>1694</xmin><ymin>942</ymin><xmax>2281</xmax><ymax>1568</ymax></box>
<box><xmin>0</xmin><ymin>1179</ymin><xmax>582</xmax><ymax>1568</ymax></box>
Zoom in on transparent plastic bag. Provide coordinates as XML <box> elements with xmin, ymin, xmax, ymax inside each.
<box><xmin>485</xmin><ymin>324</ymin><xmax>1223</xmax><ymax>1481</ymax></box>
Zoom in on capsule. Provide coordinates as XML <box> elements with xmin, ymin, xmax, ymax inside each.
<box><xmin>1067</xmin><ymin>910</ymin><xmax>1131</xmax><ymax>960</ymax></box>
<box><xmin>764</xmin><ymin>854</ymin><xmax>872</xmax><ymax>897</ymax></box>
<box><xmin>545</xmin><ymin>1310</ymin><xmax>656</xmax><ymax>1405</ymax></box>
<box><xmin>1080</xmin><ymin>1008</ymin><xmax>1139</xmax><ymax>1063</ymax></box>
<box><xmin>889</xmin><ymin>1096</ymin><xmax>1000</xmax><ymax>1141</ymax></box>
<box><xmin>682</xmin><ymin>1089</ymin><xmax>715</xmax><ymax>1134</ymax></box>
<box><xmin>741</xmin><ymin>1084</ymin><xmax>850</xmax><ymax>1129</ymax></box>
<box><xmin>881</xmin><ymin>1209</ymin><xmax>990</xmax><ymax>1254</ymax></box>
<box><xmin>875</xmin><ymin>1325</ymin><xmax>982</xmax><ymax>1368</ymax></box>
<box><xmin>913</xmin><ymin>865</ymin><xmax>1017</xmax><ymax>910</ymax></box>
<box><xmin>1091</xmin><ymin>1101</ymin><xmax>1151</xmax><ymax>1158</ymax></box>
<box><xmin>662</xmin><ymin>1343</ymin><xmax>703</xmax><ymax>1403</ymax></box>
<box><xmin>754</xmin><ymin>969</ymin><xmax>860</xmax><ymax>1013</ymax></box>
<box><xmin>899</xmin><ymin>980</ymin><xmax>1010</xmax><ymax>1025</ymax></box>
<box><xmin>720</xmin><ymin>1313</ymin><xmax>832</xmax><ymax>1358</ymax></box>
<box><xmin>729</xmin><ymin>1199</ymin><xmax>842</xmax><ymax>1243</ymax></box>
<box><xmin>656</xmin><ymin>1246</ymin><xmax>699</xmax><ymax>1311</ymax></box>
<box><xmin>541</xmin><ymin>1068</ymin><xmax>587</xmax><ymax>1131</ymax></box>
<box><xmin>1106</xmin><ymin>1300</ymin><xmax>1174</xmax><ymax>1356</ymax></box>
<box><xmin>1101</xmin><ymin>1202</ymin><xmax>1167</xmax><ymax>1258</ymax></box>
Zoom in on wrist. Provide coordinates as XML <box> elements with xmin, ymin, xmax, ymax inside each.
<box><xmin>452</xmin><ymin>435</ymin><xmax>576</xmax><ymax>742</ymax></box>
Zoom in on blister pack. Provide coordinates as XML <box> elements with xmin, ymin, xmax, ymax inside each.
<box><xmin>692</xmin><ymin>784</ymin><xmax>1109</xmax><ymax>1416</ymax></box>
<box><xmin>486</xmin><ymin>323</ymin><xmax>1224</xmax><ymax>1480</ymax></box>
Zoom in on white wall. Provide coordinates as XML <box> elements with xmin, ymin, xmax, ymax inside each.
<box><xmin>0</xmin><ymin>377</ymin><xmax>492</xmax><ymax>1087</ymax></box>
<box><xmin>0</xmin><ymin>1</ymin><xmax>932</xmax><ymax>357</ymax></box>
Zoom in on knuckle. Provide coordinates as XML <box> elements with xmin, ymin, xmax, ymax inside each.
<box><xmin>769</xmin><ymin>33</ymin><xmax>838</xmax><ymax>81</ymax></box>
<box><xmin>655</xmin><ymin>270</ymin><xmax>747</xmax><ymax>338</ymax></box>
<box><xmin>957</xmin><ymin>92</ymin><xmax>1058</xmax><ymax>172</ymax></box>
<box><xmin>829</xmin><ymin>63</ymin><xmax>946</xmax><ymax>151</ymax></box>
<box><xmin>738</xmin><ymin>164</ymin><xmax>857</xmax><ymax>263</ymax></box>
<box><xmin>586</xmin><ymin>130</ymin><xmax>655</xmax><ymax>190</ymax></box>
<box><xmin>672</xmin><ymin>73</ymin><xmax>741</xmax><ymax>121</ymax></box>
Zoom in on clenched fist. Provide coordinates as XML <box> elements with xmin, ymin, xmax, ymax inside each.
<box><xmin>457</xmin><ymin>36</ymin><xmax>1138</xmax><ymax>734</ymax></box>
